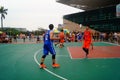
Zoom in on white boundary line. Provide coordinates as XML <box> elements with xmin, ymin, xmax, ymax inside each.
<box><xmin>0</xmin><ymin>44</ymin><xmax>10</xmax><ymax>48</ymax></box>
<box><xmin>70</xmin><ymin>57</ymin><xmax>120</xmax><ymax>60</ymax></box>
<box><xmin>66</xmin><ymin>42</ymin><xmax>120</xmax><ymax>60</ymax></box>
<box><xmin>102</xmin><ymin>42</ymin><xmax>120</xmax><ymax>46</ymax></box>
<box><xmin>67</xmin><ymin>47</ymin><xmax>73</xmax><ymax>59</ymax></box>
<box><xmin>34</xmin><ymin>49</ymin><xmax>68</xmax><ymax>80</ymax></box>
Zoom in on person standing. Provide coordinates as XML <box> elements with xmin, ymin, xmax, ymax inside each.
<box><xmin>59</xmin><ymin>29</ymin><xmax>65</xmax><ymax>48</ymax></box>
<box><xmin>40</xmin><ymin>24</ymin><xmax>60</xmax><ymax>68</ymax></box>
<box><xmin>82</xmin><ymin>26</ymin><xmax>92</xmax><ymax>58</ymax></box>
<box><xmin>13</xmin><ymin>34</ymin><xmax>17</xmax><ymax>43</ymax></box>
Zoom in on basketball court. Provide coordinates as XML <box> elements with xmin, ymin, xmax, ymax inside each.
<box><xmin>0</xmin><ymin>42</ymin><xmax>120</xmax><ymax>80</ymax></box>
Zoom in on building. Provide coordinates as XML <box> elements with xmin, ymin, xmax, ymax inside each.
<box><xmin>57</xmin><ymin>0</ymin><xmax>120</xmax><ymax>32</ymax></box>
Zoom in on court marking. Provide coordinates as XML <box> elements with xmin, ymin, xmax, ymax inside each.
<box><xmin>0</xmin><ymin>44</ymin><xmax>11</xmax><ymax>48</ymax></box>
<box><xmin>102</xmin><ymin>42</ymin><xmax>120</xmax><ymax>46</ymax></box>
<box><xmin>34</xmin><ymin>49</ymin><xmax>68</xmax><ymax>80</ymax></box>
<box><xmin>67</xmin><ymin>42</ymin><xmax>120</xmax><ymax>59</ymax></box>
<box><xmin>67</xmin><ymin>47</ymin><xmax>73</xmax><ymax>59</ymax></box>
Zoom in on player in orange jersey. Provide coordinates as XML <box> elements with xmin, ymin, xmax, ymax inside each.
<box><xmin>59</xmin><ymin>29</ymin><xmax>65</xmax><ymax>48</ymax></box>
<box><xmin>82</xmin><ymin>26</ymin><xmax>93</xmax><ymax>58</ymax></box>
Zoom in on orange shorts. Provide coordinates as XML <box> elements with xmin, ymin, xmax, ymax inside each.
<box><xmin>83</xmin><ymin>40</ymin><xmax>91</xmax><ymax>49</ymax></box>
<box><xmin>60</xmin><ymin>39</ymin><xmax>64</xmax><ymax>43</ymax></box>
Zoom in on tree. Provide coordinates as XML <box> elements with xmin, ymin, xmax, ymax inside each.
<box><xmin>0</xmin><ymin>6</ymin><xmax>8</xmax><ymax>30</ymax></box>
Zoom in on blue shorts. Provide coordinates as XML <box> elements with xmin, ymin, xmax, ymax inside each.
<box><xmin>43</xmin><ymin>44</ymin><xmax>56</xmax><ymax>55</ymax></box>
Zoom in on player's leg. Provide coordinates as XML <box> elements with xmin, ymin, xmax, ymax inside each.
<box><xmin>40</xmin><ymin>55</ymin><xmax>47</xmax><ymax>68</ymax></box>
<box><xmin>83</xmin><ymin>41</ymin><xmax>90</xmax><ymax>58</ymax></box>
<box><xmin>49</xmin><ymin>45</ymin><xmax>60</xmax><ymax>68</ymax></box>
<box><xmin>59</xmin><ymin>40</ymin><xmax>64</xmax><ymax>48</ymax></box>
<box><xmin>83</xmin><ymin>47</ymin><xmax>89</xmax><ymax>57</ymax></box>
<box><xmin>55</xmin><ymin>42</ymin><xmax>59</xmax><ymax>46</ymax></box>
<box><xmin>52</xmin><ymin>54</ymin><xmax>60</xmax><ymax>68</ymax></box>
<box><xmin>40</xmin><ymin>45</ymin><xmax>48</xmax><ymax>68</ymax></box>
<box><xmin>55</xmin><ymin>39</ymin><xmax>60</xmax><ymax>47</ymax></box>
<box><xmin>59</xmin><ymin>43</ymin><xmax>62</xmax><ymax>48</ymax></box>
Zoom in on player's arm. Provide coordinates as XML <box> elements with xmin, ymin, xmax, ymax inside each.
<box><xmin>82</xmin><ymin>32</ymin><xmax>85</xmax><ymax>40</ymax></box>
<box><xmin>50</xmin><ymin>31</ymin><xmax>60</xmax><ymax>40</ymax></box>
<box><xmin>90</xmin><ymin>31</ymin><xmax>93</xmax><ymax>43</ymax></box>
<box><xmin>90</xmin><ymin>31</ymin><xmax>94</xmax><ymax>49</ymax></box>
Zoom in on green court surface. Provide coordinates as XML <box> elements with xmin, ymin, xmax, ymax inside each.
<box><xmin>0</xmin><ymin>42</ymin><xmax>120</xmax><ymax>80</ymax></box>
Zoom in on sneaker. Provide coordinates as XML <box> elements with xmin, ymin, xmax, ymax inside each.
<box><xmin>52</xmin><ymin>63</ymin><xmax>60</xmax><ymax>68</ymax></box>
<box><xmin>40</xmin><ymin>64</ymin><xmax>46</xmax><ymax>68</ymax></box>
<box><xmin>85</xmin><ymin>53</ymin><xmax>88</xmax><ymax>58</ymax></box>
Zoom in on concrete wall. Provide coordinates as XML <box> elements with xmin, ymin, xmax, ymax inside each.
<box><xmin>63</xmin><ymin>19</ymin><xmax>96</xmax><ymax>32</ymax></box>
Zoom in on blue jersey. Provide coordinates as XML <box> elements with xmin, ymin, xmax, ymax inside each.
<box><xmin>43</xmin><ymin>30</ymin><xmax>56</xmax><ymax>55</ymax></box>
<box><xmin>43</xmin><ymin>30</ymin><xmax>52</xmax><ymax>44</ymax></box>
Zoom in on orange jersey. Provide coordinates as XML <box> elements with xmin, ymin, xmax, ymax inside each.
<box><xmin>83</xmin><ymin>30</ymin><xmax>91</xmax><ymax>41</ymax></box>
<box><xmin>59</xmin><ymin>32</ymin><xmax>65</xmax><ymax>43</ymax></box>
<box><xmin>83</xmin><ymin>30</ymin><xmax>92</xmax><ymax>49</ymax></box>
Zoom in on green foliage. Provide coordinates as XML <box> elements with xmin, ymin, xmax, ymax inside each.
<box><xmin>33</xmin><ymin>30</ymin><xmax>45</xmax><ymax>35</ymax></box>
<box><xmin>0</xmin><ymin>6</ymin><xmax>8</xmax><ymax>30</ymax></box>
<box><xmin>0</xmin><ymin>28</ymin><xmax>21</xmax><ymax>36</ymax></box>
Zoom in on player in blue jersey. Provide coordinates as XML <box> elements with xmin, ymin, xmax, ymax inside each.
<box><xmin>40</xmin><ymin>24</ymin><xmax>60</xmax><ymax>68</ymax></box>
